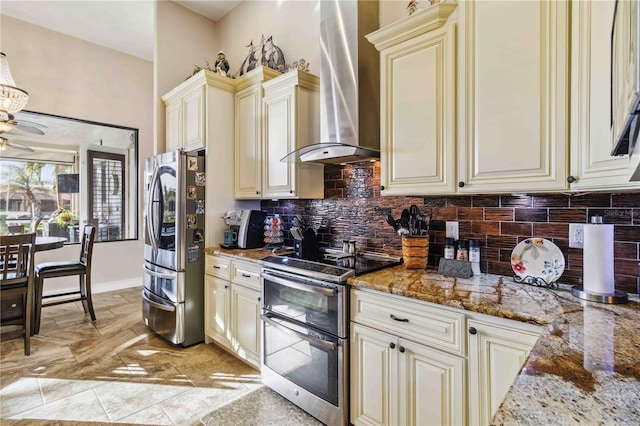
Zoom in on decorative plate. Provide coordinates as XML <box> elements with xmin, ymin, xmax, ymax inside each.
<box><xmin>510</xmin><ymin>238</ymin><xmax>565</xmax><ymax>284</ymax></box>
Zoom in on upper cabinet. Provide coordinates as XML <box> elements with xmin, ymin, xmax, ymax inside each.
<box><xmin>570</xmin><ymin>0</ymin><xmax>639</xmax><ymax>190</ymax></box>
<box><xmin>262</xmin><ymin>70</ymin><xmax>324</xmax><ymax>199</ymax></box>
<box><xmin>234</xmin><ymin>66</ymin><xmax>324</xmax><ymax>199</ymax></box>
<box><xmin>457</xmin><ymin>0</ymin><xmax>569</xmax><ymax>193</ymax></box>
<box><xmin>367</xmin><ymin>3</ymin><xmax>458</xmax><ymax>196</ymax></box>
<box><xmin>234</xmin><ymin>67</ymin><xmax>281</xmax><ymax>198</ymax></box>
<box><xmin>161</xmin><ymin>70</ymin><xmax>235</xmax><ymax>153</ymax></box>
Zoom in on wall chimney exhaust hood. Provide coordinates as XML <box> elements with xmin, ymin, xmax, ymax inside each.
<box><xmin>281</xmin><ymin>0</ymin><xmax>380</xmax><ymax>165</ymax></box>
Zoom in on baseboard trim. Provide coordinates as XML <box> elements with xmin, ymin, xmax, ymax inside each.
<box><xmin>42</xmin><ymin>278</ymin><xmax>141</xmax><ymax>298</ymax></box>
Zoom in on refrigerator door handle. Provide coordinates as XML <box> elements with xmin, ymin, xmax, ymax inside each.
<box><xmin>146</xmin><ymin>166</ymin><xmax>161</xmax><ymax>253</ymax></box>
<box><xmin>142</xmin><ymin>291</ymin><xmax>176</xmax><ymax>312</ymax></box>
<box><xmin>143</xmin><ymin>264</ymin><xmax>177</xmax><ymax>280</ymax></box>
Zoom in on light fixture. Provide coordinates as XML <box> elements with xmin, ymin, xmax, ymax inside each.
<box><xmin>0</xmin><ymin>52</ymin><xmax>30</xmax><ymax>121</ymax></box>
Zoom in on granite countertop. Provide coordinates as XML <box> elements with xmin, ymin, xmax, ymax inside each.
<box><xmin>207</xmin><ymin>247</ymin><xmax>640</xmax><ymax>424</ymax></box>
<box><xmin>348</xmin><ymin>266</ymin><xmax>640</xmax><ymax>425</ymax></box>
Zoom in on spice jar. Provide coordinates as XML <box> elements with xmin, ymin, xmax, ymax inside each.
<box><xmin>444</xmin><ymin>238</ymin><xmax>456</xmax><ymax>260</ymax></box>
<box><xmin>456</xmin><ymin>240</ymin><xmax>468</xmax><ymax>261</ymax></box>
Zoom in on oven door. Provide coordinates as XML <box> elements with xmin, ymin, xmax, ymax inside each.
<box><xmin>261</xmin><ymin>312</ymin><xmax>347</xmax><ymax>425</ymax></box>
<box><xmin>261</xmin><ymin>269</ymin><xmax>347</xmax><ymax>338</ymax></box>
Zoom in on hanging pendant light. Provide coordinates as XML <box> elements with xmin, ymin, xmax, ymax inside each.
<box><xmin>0</xmin><ymin>52</ymin><xmax>30</xmax><ymax>122</ymax></box>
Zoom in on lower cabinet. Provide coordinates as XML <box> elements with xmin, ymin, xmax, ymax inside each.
<box><xmin>204</xmin><ymin>255</ymin><xmax>262</xmax><ymax>369</ymax></box>
<box><xmin>467</xmin><ymin>317</ymin><xmax>541</xmax><ymax>426</ymax></box>
<box><xmin>350</xmin><ymin>288</ymin><xmax>541</xmax><ymax>426</ymax></box>
<box><xmin>351</xmin><ymin>323</ymin><xmax>465</xmax><ymax>426</ymax></box>
<box><xmin>350</xmin><ymin>289</ymin><xmax>466</xmax><ymax>426</ymax></box>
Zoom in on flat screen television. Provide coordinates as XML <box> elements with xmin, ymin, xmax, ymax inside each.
<box><xmin>57</xmin><ymin>173</ymin><xmax>80</xmax><ymax>194</ymax></box>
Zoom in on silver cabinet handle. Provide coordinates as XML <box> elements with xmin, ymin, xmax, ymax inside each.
<box><xmin>261</xmin><ymin>314</ymin><xmax>336</xmax><ymax>351</ymax></box>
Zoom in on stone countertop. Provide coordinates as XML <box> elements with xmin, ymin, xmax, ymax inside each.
<box><xmin>207</xmin><ymin>247</ymin><xmax>640</xmax><ymax>424</ymax></box>
<box><xmin>204</xmin><ymin>246</ymin><xmax>293</xmax><ymax>262</ymax></box>
<box><xmin>348</xmin><ymin>266</ymin><xmax>640</xmax><ymax>425</ymax></box>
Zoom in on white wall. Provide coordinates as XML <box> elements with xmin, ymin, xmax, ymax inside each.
<box><xmin>1</xmin><ymin>15</ymin><xmax>153</xmax><ymax>295</ymax></box>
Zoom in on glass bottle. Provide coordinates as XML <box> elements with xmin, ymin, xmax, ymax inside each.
<box><xmin>444</xmin><ymin>237</ymin><xmax>455</xmax><ymax>260</ymax></box>
<box><xmin>456</xmin><ymin>240</ymin><xmax>468</xmax><ymax>261</ymax></box>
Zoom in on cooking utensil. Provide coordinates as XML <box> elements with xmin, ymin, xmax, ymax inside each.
<box><xmin>385</xmin><ymin>213</ymin><xmax>398</xmax><ymax>230</ymax></box>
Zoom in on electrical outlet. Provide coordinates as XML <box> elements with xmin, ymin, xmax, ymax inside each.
<box><xmin>446</xmin><ymin>221</ymin><xmax>459</xmax><ymax>240</ymax></box>
<box><xmin>569</xmin><ymin>223</ymin><xmax>584</xmax><ymax>248</ymax></box>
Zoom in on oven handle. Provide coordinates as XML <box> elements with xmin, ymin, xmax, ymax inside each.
<box><xmin>261</xmin><ymin>313</ymin><xmax>336</xmax><ymax>351</ymax></box>
<box><xmin>261</xmin><ymin>271</ymin><xmax>338</xmax><ymax>296</ymax></box>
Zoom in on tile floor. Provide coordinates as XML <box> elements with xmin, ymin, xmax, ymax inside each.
<box><xmin>0</xmin><ymin>286</ymin><xmax>322</xmax><ymax>425</ymax></box>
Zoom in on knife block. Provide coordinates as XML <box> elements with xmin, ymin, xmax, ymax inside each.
<box><xmin>402</xmin><ymin>235</ymin><xmax>429</xmax><ymax>268</ymax></box>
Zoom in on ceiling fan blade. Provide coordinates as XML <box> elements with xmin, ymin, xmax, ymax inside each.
<box><xmin>8</xmin><ymin>142</ymin><xmax>35</xmax><ymax>152</ymax></box>
<box><xmin>12</xmin><ymin>123</ymin><xmax>46</xmax><ymax>135</ymax></box>
<box><xmin>7</xmin><ymin>114</ymin><xmax>48</xmax><ymax>128</ymax></box>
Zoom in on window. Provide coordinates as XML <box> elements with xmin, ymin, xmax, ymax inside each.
<box><xmin>0</xmin><ymin>111</ymin><xmax>138</xmax><ymax>243</ymax></box>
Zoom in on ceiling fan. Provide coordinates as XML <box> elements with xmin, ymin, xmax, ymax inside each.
<box><xmin>0</xmin><ymin>113</ymin><xmax>47</xmax><ymax>152</ymax></box>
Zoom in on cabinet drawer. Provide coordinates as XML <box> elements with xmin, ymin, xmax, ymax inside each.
<box><xmin>205</xmin><ymin>255</ymin><xmax>231</xmax><ymax>280</ymax></box>
<box><xmin>1</xmin><ymin>295</ymin><xmax>24</xmax><ymax>322</ymax></box>
<box><xmin>351</xmin><ymin>289</ymin><xmax>465</xmax><ymax>356</ymax></box>
<box><xmin>231</xmin><ymin>261</ymin><xmax>261</xmax><ymax>291</ymax></box>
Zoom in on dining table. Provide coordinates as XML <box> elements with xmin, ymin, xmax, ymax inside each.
<box><xmin>34</xmin><ymin>236</ymin><xmax>67</xmax><ymax>252</ymax></box>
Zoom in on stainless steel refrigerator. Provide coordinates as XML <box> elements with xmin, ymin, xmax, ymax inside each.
<box><xmin>142</xmin><ymin>150</ymin><xmax>206</xmax><ymax>346</ymax></box>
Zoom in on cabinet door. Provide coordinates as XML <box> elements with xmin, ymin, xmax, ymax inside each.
<box><xmin>350</xmin><ymin>323</ymin><xmax>397</xmax><ymax>426</ymax></box>
<box><xmin>612</xmin><ymin>0</ymin><xmax>640</xmax><ymax>152</ymax></box>
<box><xmin>399</xmin><ymin>339</ymin><xmax>465</xmax><ymax>426</ymax></box>
<box><xmin>235</xmin><ymin>85</ymin><xmax>263</xmax><ymax>198</ymax></box>
<box><xmin>458</xmin><ymin>0</ymin><xmax>569</xmax><ymax>193</ymax></box>
<box><xmin>204</xmin><ymin>275</ymin><xmax>231</xmax><ymax>347</ymax></box>
<box><xmin>231</xmin><ymin>283</ymin><xmax>262</xmax><ymax>369</ymax></box>
<box><xmin>263</xmin><ymin>88</ymin><xmax>295</xmax><ymax>197</ymax></box>
<box><xmin>571</xmin><ymin>0</ymin><xmax>637</xmax><ymax>190</ymax></box>
<box><xmin>166</xmin><ymin>101</ymin><xmax>182</xmax><ymax>152</ymax></box>
<box><xmin>467</xmin><ymin>318</ymin><xmax>539</xmax><ymax>426</ymax></box>
<box><xmin>380</xmin><ymin>24</ymin><xmax>456</xmax><ymax>195</ymax></box>
<box><xmin>183</xmin><ymin>86</ymin><xmax>205</xmax><ymax>152</ymax></box>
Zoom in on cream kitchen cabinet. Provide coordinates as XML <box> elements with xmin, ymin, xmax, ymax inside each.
<box><xmin>467</xmin><ymin>315</ymin><xmax>541</xmax><ymax>426</ymax></box>
<box><xmin>457</xmin><ymin>0</ymin><xmax>569</xmax><ymax>193</ymax></box>
<box><xmin>367</xmin><ymin>3</ymin><xmax>458</xmax><ymax>196</ymax></box>
<box><xmin>162</xmin><ymin>70</ymin><xmax>235</xmax><ymax>153</ymax></box>
<box><xmin>570</xmin><ymin>0</ymin><xmax>639</xmax><ymax>190</ymax></box>
<box><xmin>350</xmin><ymin>289</ymin><xmax>466</xmax><ymax>426</ymax></box>
<box><xmin>261</xmin><ymin>69</ymin><xmax>324</xmax><ymax>199</ymax></box>
<box><xmin>204</xmin><ymin>255</ymin><xmax>262</xmax><ymax>369</ymax></box>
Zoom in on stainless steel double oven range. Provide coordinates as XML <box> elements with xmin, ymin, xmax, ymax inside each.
<box><xmin>259</xmin><ymin>251</ymin><xmax>402</xmax><ymax>425</ymax></box>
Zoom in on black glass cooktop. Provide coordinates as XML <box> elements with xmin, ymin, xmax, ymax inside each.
<box><xmin>260</xmin><ymin>251</ymin><xmax>402</xmax><ymax>283</ymax></box>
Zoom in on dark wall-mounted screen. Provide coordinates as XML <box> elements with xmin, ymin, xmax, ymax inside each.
<box><xmin>57</xmin><ymin>173</ymin><xmax>80</xmax><ymax>194</ymax></box>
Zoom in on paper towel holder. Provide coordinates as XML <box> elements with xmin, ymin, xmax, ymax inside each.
<box><xmin>571</xmin><ymin>216</ymin><xmax>628</xmax><ymax>304</ymax></box>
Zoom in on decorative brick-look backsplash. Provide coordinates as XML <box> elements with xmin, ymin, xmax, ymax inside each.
<box><xmin>261</xmin><ymin>161</ymin><xmax>640</xmax><ymax>294</ymax></box>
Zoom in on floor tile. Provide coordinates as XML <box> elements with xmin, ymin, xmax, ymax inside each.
<box><xmin>1</xmin><ymin>286</ymin><xmax>318</xmax><ymax>425</ymax></box>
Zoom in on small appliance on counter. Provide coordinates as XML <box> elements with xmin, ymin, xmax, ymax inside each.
<box><xmin>222</xmin><ymin>210</ymin><xmax>267</xmax><ymax>249</ymax></box>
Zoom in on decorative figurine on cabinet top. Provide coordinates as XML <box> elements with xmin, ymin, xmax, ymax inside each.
<box><xmin>235</xmin><ymin>34</ymin><xmax>286</xmax><ymax>76</ymax></box>
<box><xmin>214</xmin><ymin>51</ymin><xmax>230</xmax><ymax>77</ymax></box>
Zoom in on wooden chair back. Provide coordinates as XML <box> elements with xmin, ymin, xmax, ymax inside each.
<box><xmin>29</xmin><ymin>217</ymin><xmax>42</xmax><ymax>234</ymax></box>
<box><xmin>79</xmin><ymin>225</ymin><xmax>96</xmax><ymax>271</ymax></box>
<box><xmin>0</xmin><ymin>233</ymin><xmax>36</xmax><ymax>282</ymax></box>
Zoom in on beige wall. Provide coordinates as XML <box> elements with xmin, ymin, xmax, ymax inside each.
<box><xmin>155</xmin><ymin>0</ymin><xmax>218</xmax><ymax>154</ymax></box>
<box><xmin>1</xmin><ymin>15</ymin><xmax>153</xmax><ymax>294</ymax></box>
<box><xmin>214</xmin><ymin>0</ymin><xmax>321</xmax><ymax>76</ymax></box>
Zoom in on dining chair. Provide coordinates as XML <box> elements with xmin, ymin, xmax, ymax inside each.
<box><xmin>7</xmin><ymin>225</ymin><xmax>24</xmax><ymax>235</ymax></box>
<box><xmin>29</xmin><ymin>217</ymin><xmax>42</xmax><ymax>234</ymax></box>
<box><xmin>0</xmin><ymin>232</ymin><xmax>36</xmax><ymax>355</ymax></box>
<box><xmin>33</xmin><ymin>225</ymin><xmax>96</xmax><ymax>334</ymax></box>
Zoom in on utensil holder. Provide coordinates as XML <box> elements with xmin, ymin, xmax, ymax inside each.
<box><xmin>402</xmin><ymin>235</ymin><xmax>429</xmax><ymax>268</ymax></box>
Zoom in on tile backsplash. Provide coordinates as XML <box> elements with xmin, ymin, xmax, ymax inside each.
<box><xmin>261</xmin><ymin>161</ymin><xmax>640</xmax><ymax>294</ymax></box>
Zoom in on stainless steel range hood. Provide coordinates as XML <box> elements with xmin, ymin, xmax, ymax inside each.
<box><xmin>282</xmin><ymin>0</ymin><xmax>380</xmax><ymax>165</ymax></box>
